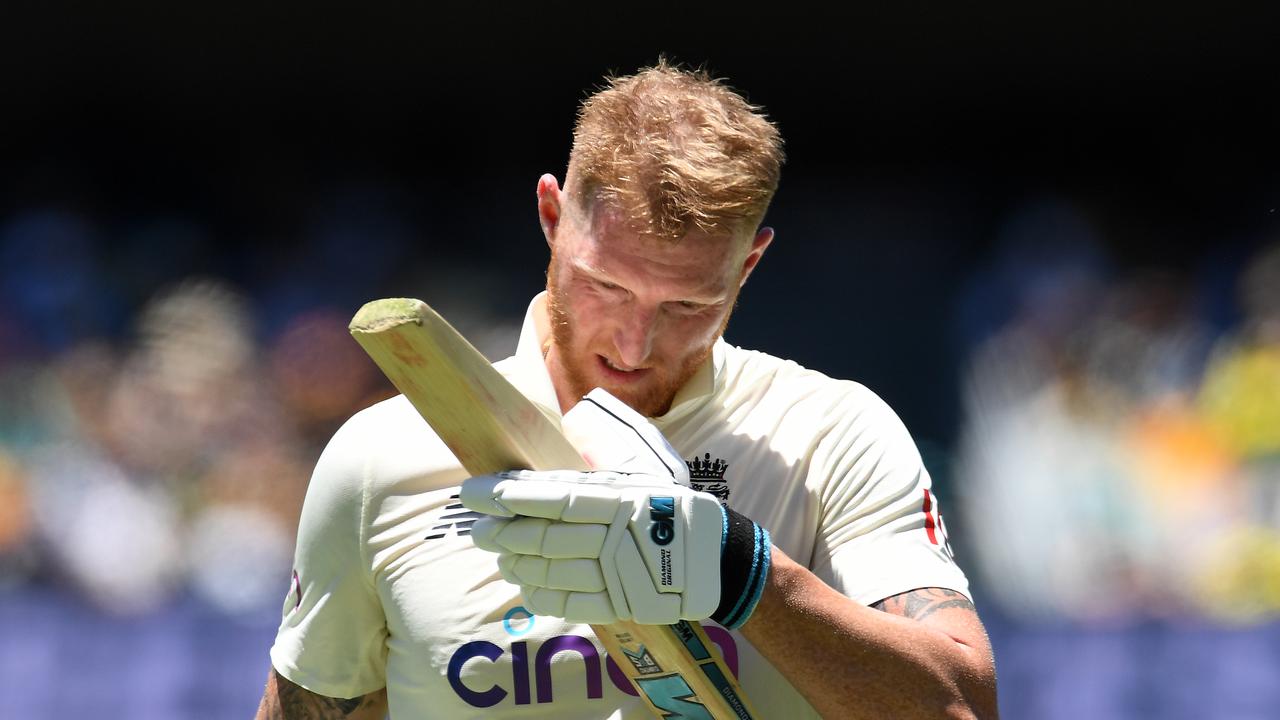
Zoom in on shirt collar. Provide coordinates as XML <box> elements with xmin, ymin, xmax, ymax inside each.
<box><xmin>510</xmin><ymin>292</ymin><xmax>724</xmax><ymax>423</ymax></box>
<box><xmin>506</xmin><ymin>292</ymin><xmax>563</xmax><ymax>421</ymax></box>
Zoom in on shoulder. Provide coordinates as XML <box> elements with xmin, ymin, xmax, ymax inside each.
<box><xmin>319</xmin><ymin>393</ymin><xmax>429</xmax><ymax>471</ymax></box>
<box><xmin>308</xmin><ymin>393</ymin><xmax>461</xmax><ymax>503</ymax></box>
<box><xmin>719</xmin><ymin>343</ymin><xmax>904</xmax><ymax>432</ymax></box>
<box><xmin>717</xmin><ymin>343</ymin><xmax>924</xmax><ymax>485</ymax></box>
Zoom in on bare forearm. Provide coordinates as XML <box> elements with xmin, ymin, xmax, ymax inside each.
<box><xmin>739</xmin><ymin>548</ymin><xmax>998</xmax><ymax>720</ymax></box>
<box><xmin>255</xmin><ymin>668</ymin><xmax>388</xmax><ymax>720</ymax></box>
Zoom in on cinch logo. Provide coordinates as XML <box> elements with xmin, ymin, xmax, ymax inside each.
<box><xmin>649</xmin><ymin>496</ymin><xmax>675</xmax><ymax>545</ymax></box>
<box><xmin>446</xmin><ymin>627</ymin><xmax>740</xmax><ymax>709</ymax></box>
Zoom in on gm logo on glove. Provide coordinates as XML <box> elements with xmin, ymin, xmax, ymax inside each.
<box><xmin>649</xmin><ymin>496</ymin><xmax>676</xmax><ymax>588</ymax></box>
<box><xmin>649</xmin><ymin>496</ymin><xmax>675</xmax><ymax>545</ymax></box>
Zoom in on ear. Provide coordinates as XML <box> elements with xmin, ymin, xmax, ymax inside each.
<box><xmin>738</xmin><ymin>226</ymin><xmax>774</xmax><ymax>287</ymax></box>
<box><xmin>537</xmin><ymin>174</ymin><xmax>564</xmax><ymax>247</ymax></box>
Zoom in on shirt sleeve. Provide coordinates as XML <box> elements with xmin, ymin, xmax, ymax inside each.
<box><xmin>808</xmin><ymin>384</ymin><xmax>971</xmax><ymax>606</ymax></box>
<box><xmin>269</xmin><ymin>409</ymin><xmax>388</xmax><ymax>699</ymax></box>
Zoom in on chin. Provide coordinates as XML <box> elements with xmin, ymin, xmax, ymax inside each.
<box><xmin>602</xmin><ymin>385</ymin><xmax>673</xmax><ymax>418</ymax></box>
<box><xmin>574</xmin><ymin>374</ymin><xmax>650</xmax><ymax>413</ymax></box>
<box><xmin>564</xmin><ymin>354</ymin><xmax>680</xmax><ymax>417</ymax></box>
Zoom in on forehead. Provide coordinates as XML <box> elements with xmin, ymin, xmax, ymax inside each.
<box><xmin>566</xmin><ymin>203</ymin><xmax>747</xmax><ymax>292</ymax></box>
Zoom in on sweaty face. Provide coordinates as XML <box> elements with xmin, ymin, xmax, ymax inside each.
<box><xmin>544</xmin><ymin>205</ymin><xmax>749</xmax><ymax>417</ymax></box>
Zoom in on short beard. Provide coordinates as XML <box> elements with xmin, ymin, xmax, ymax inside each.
<box><xmin>545</xmin><ymin>258</ymin><xmax>728</xmax><ymax>417</ymax></box>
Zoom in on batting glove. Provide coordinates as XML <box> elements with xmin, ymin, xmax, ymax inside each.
<box><xmin>460</xmin><ymin>389</ymin><xmax>771</xmax><ymax>629</ymax></box>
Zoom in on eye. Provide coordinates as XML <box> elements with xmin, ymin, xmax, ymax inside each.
<box><xmin>589</xmin><ymin>278</ymin><xmax>627</xmax><ymax>299</ymax></box>
<box><xmin>669</xmin><ymin>300</ymin><xmax>706</xmax><ymax>314</ymax></box>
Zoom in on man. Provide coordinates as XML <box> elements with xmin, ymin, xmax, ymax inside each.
<box><xmin>258</xmin><ymin>60</ymin><xmax>998</xmax><ymax>719</ymax></box>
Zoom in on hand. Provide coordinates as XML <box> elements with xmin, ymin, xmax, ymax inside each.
<box><xmin>460</xmin><ymin>389</ymin><xmax>772</xmax><ymax>628</ymax></box>
<box><xmin>462</xmin><ymin>469</ymin><xmax>725</xmax><ymax>625</ymax></box>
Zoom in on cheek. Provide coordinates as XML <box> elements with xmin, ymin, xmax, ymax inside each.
<box><xmin>656</xmin><ymin>313</ymin><xmax>724</xmax><ymax>358</ymax></box>
<box><xmin>562</xmin><ymin>292</ymin><xmax>611</xmax><ymax>345</ymax></box>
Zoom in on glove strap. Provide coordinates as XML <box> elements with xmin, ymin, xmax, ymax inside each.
<box><xmin>711</xmin><ymin>506</ymin><xmax>771</xmax><ymax>629</ymax></box>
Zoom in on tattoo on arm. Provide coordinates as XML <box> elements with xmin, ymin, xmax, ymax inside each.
<box><xmin>258</xmin><ymin>668</ymin><xmax>386</xmax><ymax>720</ymax></box>
<box><xmin>872</xmin><ymin>587</ymin><xmax>975</xmax><ymax>622</ymax></box>
<box><xmin>278</xmin><ymin>678</ymin><xmax>361</xmax><ymax>718</ymax></box>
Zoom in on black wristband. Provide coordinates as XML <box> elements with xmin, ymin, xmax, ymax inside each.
<box><xmin>710</xmin><ymin>505</ymin><xmax>772</xmax><ymax>629</ymax></box>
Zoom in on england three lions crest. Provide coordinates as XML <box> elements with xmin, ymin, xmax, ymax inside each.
<box><xmin>687</xmin><ymin>453</ymin><xmax>729</xmax><ymax>503</ymax></box>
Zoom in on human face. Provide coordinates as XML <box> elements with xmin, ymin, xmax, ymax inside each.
<box><xmin>540</xmin><ymin>181</ymin><xmax>771</xmax><ymax>417</ymax></box>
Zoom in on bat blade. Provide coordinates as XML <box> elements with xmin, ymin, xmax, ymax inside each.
<box><xmin>350</xmin><ymin>297</ymin><xmax>760</xmax><ymax>720</ymax></box>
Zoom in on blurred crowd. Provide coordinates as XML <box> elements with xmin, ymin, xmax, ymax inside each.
<box><xmin>0</xmin><ymin>197</ymin><xmax>524</xmax><ymax>619</ymax></box>
<box><xmin>1</xmin><ymin>195</ymin><xmax>1277</xmax><ymax>634</ymax></box>
<box><xmin>954</xmin><ymin>199</ymin><xmax>1280</xmax><ymax>625</ymax></box>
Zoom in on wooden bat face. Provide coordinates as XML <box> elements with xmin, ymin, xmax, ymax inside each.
<box><xmin>349</xmin><ymin>298</ymin><xmax>759</xmax><ymax>720</ymax></box>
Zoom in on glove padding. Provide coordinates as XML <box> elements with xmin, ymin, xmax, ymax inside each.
<box><xmin>463</xmin><ymin>469</ymin><xmax>725</xmax><ymax>625</ymax></box>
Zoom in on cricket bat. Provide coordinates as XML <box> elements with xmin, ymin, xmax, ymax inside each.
<box><xmin>350</xmin><ymin>298</ymin><xmax>759</xmax><ymax>720</ymax></box>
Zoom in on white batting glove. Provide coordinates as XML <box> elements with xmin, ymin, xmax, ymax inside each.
<box><xmin>461</xmin><ymin>390</ymin><xmax>772</xmax><ymax>629</ymax></box>
<box><xmin>462</xmin><ymin>469</ymin><xmax>725</xmax><ymax>624</ymax></box>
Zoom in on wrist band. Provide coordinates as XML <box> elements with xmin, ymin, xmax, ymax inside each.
<box><xmin>711</xmin><ymin>505</ymin><xmax>771</xmax><ymax>629</ymax></box>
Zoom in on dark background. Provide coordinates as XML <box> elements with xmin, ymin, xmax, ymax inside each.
<box><xmin>3</xmin><ymin>3</ymin><xmax>1277</xmax><ymax>448</ymax></box>
<box><xmin>2</xmin><ymin>6</ymin><xmax>1280</xmax><ymax>718</ymax></box>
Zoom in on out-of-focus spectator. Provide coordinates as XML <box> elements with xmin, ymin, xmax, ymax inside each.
<box><xmin>268</xmin><ymin>308</ymin><xmax>384</xmax><ymax>443</ymax></box>
<box><xmin>26</xmin><ymin>442</ymin><xmax>184</xmax><ymax>614</ymax></box>
<box><xmin>0</xmin><ymin>183</ymin><xmax>458</xmax><ymax>623</ymax></box>
<box><xmin>1193</xmin><ymin>242</ymin><xmax>1280</xmax><ymax>621</ymax></box>
<box><xmin>954</xmin><ymin>199</ymin><xmax>1142</xmax><ymax>621</ymax></box>
<box><xmin>956</xmin><ymin>215</ymin><xmax>1280</xmax><ymax>626</ymax></box>
<box><xmin>0</xmin><ymin>450</ymin><xmax>35</xmax><ymax>588</ymax></box>
<box><xmin>1199</xmin><ymin>243</ymin><xmax>1280</xmax><ymax>459</ymax></box>
<box><xmin>0</xmin><ymin>271</ymin><xmax>345</xmax><ymax>616</ymax></box>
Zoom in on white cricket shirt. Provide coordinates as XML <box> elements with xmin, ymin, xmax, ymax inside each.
<box><xmin>270</xmin><ymin>293</ymin><xmax>970</xmax><ymax>719</ymax></box>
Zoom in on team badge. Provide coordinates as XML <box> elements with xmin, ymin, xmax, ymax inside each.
<box><xmin>687</xmin><ymin>453</ymin><xmax>730</xmax><ymax>503</ymax></box>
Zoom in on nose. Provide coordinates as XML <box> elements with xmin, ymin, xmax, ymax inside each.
<box><xmin>612</xmin><ymin>306</ymin><xmax>658</xmax><ymax>369</ymax></box>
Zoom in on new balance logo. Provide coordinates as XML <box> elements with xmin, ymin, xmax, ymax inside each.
<box><xmin>426</xmin><ymin>494</ymin><xmax>484</xmax><ymax>540</ymax></box>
